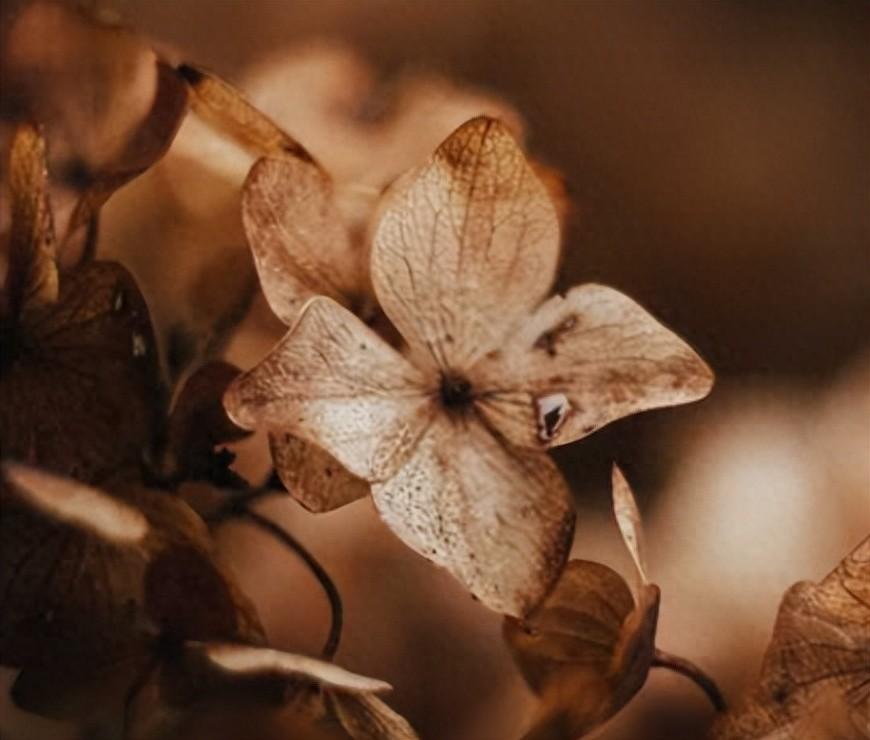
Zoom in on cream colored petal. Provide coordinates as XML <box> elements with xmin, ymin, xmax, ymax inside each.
<box><xmin>371</xmin><ymin>116</ymin><xmax>560</xmax><ymax>372</ymax></box>
<box><xmin>371</xmin><ymin>414</ymin><xmax>574</xmax><ymax>617</ymax></box>
<box><xmin>224</xmin><ymin>297</ymin><xmax>432</xmax><ymax>482</ymax></box>
<box><xmin>611</xmin><ymin>465</ymin><xmax>649</xmax><ymax>587</ymax></box>
<box><xmin>269</xmin><ymin>431</ymin><xmax>369</xmax><ymax>513</ymax></box>
<box><xmin>330</xmin><ymin>692</ymin><xmax>420</xmax><ymax>740</ymax></box>
<box><xmin>198</xmin><ymin>643</ymin><xmax>391</xmax><ymax>694</ymax></box>
<box><xmin>475</xmin><ymin>284</ymin><xmax>714</xmax><ymax>449</ymax></box>
<box><xmin>242</xmin><ymin>155</ymin><xmax>365</xmax><ymax>325</ymax></box>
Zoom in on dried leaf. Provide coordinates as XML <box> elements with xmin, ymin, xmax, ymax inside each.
<box><xmin>371</xmin><ymin>116</ymin><xmax>560</xmax><ymax>372</ymax></box>
<box><xmin>712</xmin><ymin>536</ymin><xmax>870</xmax><ymax>740</ymax></box>
<box><xmin>3</xmin><ymin>122</ymin><xmax>58</xmax><ymax>318</ymax></box>
<box><xmin>474</xmin><ymin>283</ymin><xmax>714</xmax><ymax>450</ymax></box>
<box><xmin>269</xmin><ymin>431</ymin><xmax>369</xmax><ymax>513</ymax></box>
<box><xmin>503</xmin><ymin>467</ymin><xmax>661</xmax><ymax>739</ymax></box>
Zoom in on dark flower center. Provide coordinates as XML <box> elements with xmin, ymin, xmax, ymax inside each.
<box><xmin>439</xmin><ymin>372</ymin><xmax>473</xmax><ymax>409</ymax></box>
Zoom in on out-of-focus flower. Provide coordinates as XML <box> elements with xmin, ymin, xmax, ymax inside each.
<box><xmin>0</xmin><ymin>124</ymin><xmax>163</xmax><ymax>484</ymax></box>
<box><xmin>711</xmin><ymin>535</ymin><xmax>869</xmax><ymax>740</ymax></box>
<box><xmin>0</xmin><ymin>0</ymin><xmax>187</xmax><ymax>266</ymax></box>
<box><xmin>226</xmin><ymin>117</ymin><xmax>713</xmax><ymax>616</ymax></box>
<box><xmin>0</xmin><ymin>463</ymin><xmax>418</xmax><ymax>740</ymax></box>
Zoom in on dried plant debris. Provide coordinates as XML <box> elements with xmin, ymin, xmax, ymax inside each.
<box><xmin>0</xmin><ymin>124</ymin><xmax>164</xmax><ymax>484</ymax></box>
<box><xmin>225</xmin><ymin>117</ymin><xmax>713</xmax><ymax>616</ymax></box>
<box><xmin>503</xmin><ymin>467</ymin><xmax>660</xmax><ymax>739</ymax></box>
<box><xmin>0</xmin><ymin>463</ymin><xmax>416</xmax><ymax>738</ymax></box>
<box><xmin>712</xmin><ymin>536</ymin><xmax>870</xmax><ymax>740</ymax></box>
<box><xmin>0</xmin><ymin>0</ymin><xmax>187</xmax><ymax>261</ymax></box>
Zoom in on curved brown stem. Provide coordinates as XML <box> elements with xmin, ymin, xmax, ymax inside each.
<box><xmin>652</xmin><ymin>648</ymin><xmax>727</xmax><ymax>712</ymax></box>
<box><xmin>209</xmin><ymin>497</ymin><xmax>343</xmax><ymax>661</ymax></box>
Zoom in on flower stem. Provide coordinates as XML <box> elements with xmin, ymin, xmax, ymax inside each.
<box><xmin>652</xmin><ymin>648</ymin><xmax>727</xmax><ymax>712</ymax></box>
<box><xmin>209</xmin><ymin>496</ymin><xmax>343</xmax><ymax>661</ymax></box>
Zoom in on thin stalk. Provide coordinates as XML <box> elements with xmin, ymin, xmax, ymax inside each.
<box><xmin>652</xmin><ymin>648</ymin><xmax>727</xmax><ymax>712</ymax></box>
<box><xmin>210</xmin><ymin>499</ymin><xmax>343</xmax><ymax>661</ymax></box>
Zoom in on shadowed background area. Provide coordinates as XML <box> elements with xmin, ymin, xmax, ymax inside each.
<box><xmin>1</xmin><ymin>1</ymin><xmax>868</xmax><ymax>739</ymax></box>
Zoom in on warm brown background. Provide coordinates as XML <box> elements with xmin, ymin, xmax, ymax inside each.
<box><xmin>1</xmin><ymin>2</ymin><xmax>868</xmax><ymax>739</ymax></box>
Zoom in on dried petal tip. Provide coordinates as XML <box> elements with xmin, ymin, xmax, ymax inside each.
<box><xmin>611</xmin><ymin>465</ymin><xmax>648</xmax><ymax>585</ymax></box>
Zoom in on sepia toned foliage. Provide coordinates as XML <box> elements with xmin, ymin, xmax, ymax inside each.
<box><xmin>0</xmin><ymin>463</ymin><xmax>417</xmax><ymax>739</ymax></box>
<box><xmin>503</xmin><ymin>467</ymin><xmax>660</xmax><ymax>739</ymax></box>
<box><xmin>712</xmin><ymin>536</ymin><xmax>870</xmax><ymax>740</ymax></box>
<box><xmin>226</xmin><ymin>117</ymin><xmax>713</xmax><ymax>616</ymax></box>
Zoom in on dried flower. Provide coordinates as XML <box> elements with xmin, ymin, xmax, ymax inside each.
<box><xmin>225</xmin><ymin>117</ymin><xmax>713</xmax><ymax>616</ymax></box>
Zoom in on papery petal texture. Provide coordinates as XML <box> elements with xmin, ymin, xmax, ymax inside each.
<box><xmin>474</xmin><ymin>284</ymin><xmax>714</xmax><ymax>449</ymax></box>
<box><xmin>371</xmin><ymin>116</ymin><xmax>560</xmax><ymax>372</ymax></box>
<box><xmin>371</xmin><ymin>414</ymin><xmax>574</xmax><ymax>616</ymax></box>
<box><xmin>224</xmin><ymin>297</ymin><xmax>432</xmax><ymax>482</ymax></box>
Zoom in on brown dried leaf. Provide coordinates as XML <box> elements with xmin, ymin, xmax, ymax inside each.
<box><xmin>712</xmin><ymin>536</ymin><xmax>870</xmax><ymax>740</ymax></box>
<box><xmin>371</xmin><ymin>116</ymin><xmax>560</xmax><ymax>372</ymax></box>
<box><xmin>3</xmin><ymin>123</ymin><xmax>57</xmax><ymax>318</ymax></box>
<box><xmin>0</xmin><ymin>260</ymin><xmax>164</xmax><ymax>483</ymax></box>
<box><xmin>474</xmin><ymin>284</ymin><xmax>714</xmax><ymax>450</ymax></box>
<box><xmin>504</xmin><ymin>468</ymin><xmax>660</xmax><ymax>739</ymax></box>
<box><xmin>0</xmin><ymin>2</ymin><xmax>187</xmax><ymax>259</ymax></box>
<box><xmin>269</xmin><ymin>431</ymin><xmax>369</xmax><ymax>513</ymax></box>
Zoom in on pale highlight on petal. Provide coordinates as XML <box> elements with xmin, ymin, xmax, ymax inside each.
<box><xmin>269</xmin><ymin>431</ymin><xmax>369</xmax><ymax>513</ymax></box>
<box><xmin>199</xmin><ymin>643</ymin><xmax>392</xmax><ymax>694</ymax></box>
<box><xmin>330</xmin><ymin>692</ymin><xmax>420</xmax><ymax>740</ymax></box>
<box><xmin>475</xmin><ymin>284</ymin><xmax>714</xmax><ymax>449</ymax></box>
<box><xmin>224</xmin><ymin>297</ymin><xmax>432</xmax><ymax>482</ymax></box>
<box><xmin>611</xmin><ymin>465</ymin><xmax>649</xmax><ymax>586</ymax></box>
<box><xmin>2</xmin><ymin>462</ymin><xmax>148</xmax><ymax>543</ymax></box>
<box><xmin>371</xmin><ymin>415</ymin><xmax>574</xmax><ymax>617</ymax></box>
<box><xmin>242</xmin><ymin>155</ymin><xmax>364</xmax><ymax>324</ymax></box>
<box><xmin>371</xmin><ymin>116</ymin><xmax>561</xmax><ymax>372</ymax></box>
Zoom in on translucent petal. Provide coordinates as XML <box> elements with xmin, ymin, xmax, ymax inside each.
<box><xmin>474</xmin><ymin>284</ymin><xmax>714</xmax><ymax>449</ymax></box>
<box><xmin>371</xmin><ymin>414</ymin><xmax>574</xmax><ymax>617</ymax></box>
<box><xmin>371</xmin><ymin>116</ymin><xmax>560</xmax><ymax>372</ymax></box>
<box><xmin>224</xmin><ymin>297</ymin><xmax>432</xmax><ymax>482</ymax></box>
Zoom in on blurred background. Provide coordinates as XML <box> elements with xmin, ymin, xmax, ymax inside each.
<box><xmin>1</xmin><ymin>1</ymin><xmax>868</xmax><ymax>739</ymax></box>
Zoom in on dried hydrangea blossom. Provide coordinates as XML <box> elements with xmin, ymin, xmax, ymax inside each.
<box><xmin>712</xmin><ymin>535</ymin><xmax>869</xmax><ymax>740</ymax></box>
<box><xmin>225</xmin><ymin>116</ymin><xmax>713</xmax><ymax>616</ymax></box>
<box><xmin>0</xmin><ymin>463</ymin><xmax>417</xmax><ymax>739</ymax></box>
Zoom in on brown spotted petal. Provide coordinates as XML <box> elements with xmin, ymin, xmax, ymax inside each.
<box><xmin>712</xmin><ymin>536</ymin><xmax>870</xmax><ymax>740</ymax></box>
<box><xmin>372</xmin><ymin>413</ymin><xmax>574</xmax><ymax>617</ymax></box>
<box><xmin>224</xmin><ymin>296</ymin><xmax>432</xmax><ymax>483</ymax></box>
<box><xmin>0</xmin><ymin>260</ymin><xmax>164</xmax><ymax>483</ymax></box>
<box><xmin>269</xmin><ymin>431</ymin><xmax>369</xmax><ymax>513</ymax></box>
<box><xmin>371</xmin><ymin>116</ymin><xmax>560</xmax><ymax>373</ymax></box>
<box><xmin>474</xmin><ymin>284</ymin><xmax>713</xmax><ymax>450</ymax></box>
<box><xmin>242</xmin><ymin>153</ymin><xmax>366</xmax><ymax>325</ymax></box>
